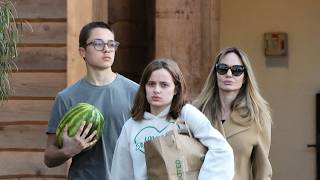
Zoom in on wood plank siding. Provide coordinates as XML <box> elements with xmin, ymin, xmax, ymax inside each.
<box><xmin>0</xmin><ymin>152</ymin><xmax>67</xmax><ymax>178</ymax></box>
<box><xmin>0</xmin><ymin>0</ymin><xmax>219</xmax><ymax>179</ymax></box>
<box><xmin>154</xmin><ymin>0</ymin><xmax>220</xmax><ymax>98</ymax></box>
<box><xmin>0</xmin><ymin>100</ymin><xmax>52</xmax><ymax>123</ymax></box>
<box><xmin>16</xmin><ymin>47</ymin><xmax>66</xmax><ymax>71</ymax></box>
<box><xmin>10</xmin><ymin>73</ymin><xmax>66</xmax><ymax>98</ymax></box>
<box><xmin>0</xmin><ymin>0</ymin><xmax>67</xmax><ymax>178</ymax></box>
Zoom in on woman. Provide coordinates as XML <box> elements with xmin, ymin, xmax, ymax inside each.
<box><xmin>193</xmin><ymin>47</ymin><xmax>272</xmax><ymax>180</ymax></box>
<box><xmin>111</xmin><ymin>58</ymin><xmax>234</xmax><ymax>179</ymax></box>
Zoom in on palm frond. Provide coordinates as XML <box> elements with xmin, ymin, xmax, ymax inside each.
<box><xmin>0</xmin><ymin>0</ymin><xmax>21</xmax><ymax>102</ymax></box>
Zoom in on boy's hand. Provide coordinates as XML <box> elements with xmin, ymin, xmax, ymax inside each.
<box><xmin>61</xmin><ymin>121</ymin><xmax>97</xmax><ymax>157</ymax></box>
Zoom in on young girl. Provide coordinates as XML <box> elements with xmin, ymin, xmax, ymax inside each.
<box><xmin>111</xmin><ymin>58</ymin><xmax>234</xmax><ymax>179</ymax></box>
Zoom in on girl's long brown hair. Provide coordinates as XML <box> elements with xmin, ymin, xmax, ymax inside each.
<box><xmin>131</xmin><ymin>58</ymin><xmax>187</xmax><ymax>121</ymax></box>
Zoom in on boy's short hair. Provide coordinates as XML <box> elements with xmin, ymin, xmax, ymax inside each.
<box><xmin>79</xmin><ymin>21</ymin><xmax>114</xmax><ymax>48</ymax></box>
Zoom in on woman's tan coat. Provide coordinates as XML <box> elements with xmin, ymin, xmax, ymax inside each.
<box><xmin>212</xmin><ymin>111</ymin><xmax>272</xmax><ymax>180</ymax></box>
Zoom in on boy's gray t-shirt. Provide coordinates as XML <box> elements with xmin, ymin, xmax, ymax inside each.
<box><xmin>47</xmin><ymin>74</ymin><xmax>139</xmax><ymax>180</ymax></box>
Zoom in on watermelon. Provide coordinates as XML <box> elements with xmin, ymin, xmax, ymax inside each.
<box><xmin>56</xmin><ymin>102</ymin><xmax>105</xmax><ymax>148</ymax></box>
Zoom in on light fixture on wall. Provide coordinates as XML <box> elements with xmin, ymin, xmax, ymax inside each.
<box><xmin>264</xmin><ymin>32</ymin><xmax>288</xmax><ymax>56</ymax></box>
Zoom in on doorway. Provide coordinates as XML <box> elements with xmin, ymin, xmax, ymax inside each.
<box><xmin>108</xmin><ymin>0</ymin><xmax>155</xmax><ymax>83</ymax></box>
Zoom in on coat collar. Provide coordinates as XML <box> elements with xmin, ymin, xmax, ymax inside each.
<box><xmin>215</xmin><ymin>111</ymin><xmax>252</xmax><ymax>138</ymax></box>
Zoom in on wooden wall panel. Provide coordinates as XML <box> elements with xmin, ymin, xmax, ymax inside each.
<box><xmin>155</xmin><ymin>0</ymin><xmax>220</xmax><ymax>98</ymax></box>
<box><xmin>92</xmin><ymin>0</ymin><xmax>108</xmax><ymax>22</ymax></box>
<box><xmin>1</xmin><ymin>0</ymin><xmax>69</xmax><ymax>178</ymax></box>
<box><xmin>67</xmin><ymin>0</ymin><xmax>93</xmax><ymax>85</ymax></box>
<box><xmin>16</xmin><ymin>47</ymin><xmax>66</xmax><ymax>71</ymax></box>
<box><xmin>0</xmin><ymin>152</ymin><xmax>67</xmax><ymax>177</ymax></box>
<box><xmin>0</xmin><ymin>125</ymin><xmax>47</xmax><ymax>149</ymax></box>
<box><xmin>14</xmin><ymin>0</ymin><xmax>66</xmax><ymax>19</ymax></box>
<box><xmin>10</xmin><ymin>73</ymin><xmax>66</xmax><ymax>98</ymax></box>
<box><xmin>0</xmin><ymin>100</ymin><xmax>53</xmax><ymax>123</ymax></box>
<box><xmin>21</xmin><ymin>22</ymin><xmax>66</xmax><ymax>44</ymax></box>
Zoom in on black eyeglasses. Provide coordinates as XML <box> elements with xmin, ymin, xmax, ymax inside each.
<box><xmin>215</xmin><ymin>63</ymin><xmax>245</xmax><ymax>76</ymax></box>
<box><xmin>85</xmin><ymin>39</ymin><xmax>120</xmax><ymax>51</ymax></box>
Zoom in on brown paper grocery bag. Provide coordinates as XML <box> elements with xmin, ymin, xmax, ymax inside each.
<box><xmin>144</xmin><ymin>119</ymin><xmax>207</xmax><ymax>180</ymax></box>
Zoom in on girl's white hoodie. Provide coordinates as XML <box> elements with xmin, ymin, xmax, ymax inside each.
<box><xmin>111</xmin><ymin>104</ymin><xmax>234</xmax><ymax>180</ymax></box>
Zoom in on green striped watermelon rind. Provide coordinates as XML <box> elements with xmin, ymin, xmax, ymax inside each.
<box><xmin>56</xmin><ymin>102</ymin><xmax>105</xmax><ymax>149</ymax></box>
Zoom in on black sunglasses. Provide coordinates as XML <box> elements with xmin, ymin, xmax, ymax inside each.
<box><xmin>215</xmin><ymin>63</ymin><xmax>245</xmax><ymax>76</ymax></box>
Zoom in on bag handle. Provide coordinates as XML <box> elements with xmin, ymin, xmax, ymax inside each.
<box><xmin>175</xmin><ymin>118</ymin><xmax>193</xmax><ymax>138</ymax></box>
<box><xmin>171</xmin><ymin>118</ymin><xmax>195</xmax><ymax>150</ymax></box>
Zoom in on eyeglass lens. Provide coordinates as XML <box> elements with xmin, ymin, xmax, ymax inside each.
<box><xmin>88</xmin><ymin>39</ymin><xmax>120</xmax><ymax>51</ymax></box>
<box><xmin>216</xmin><ymin>63</ymin><xmax>245</xmax><ymax>76</ymax></box>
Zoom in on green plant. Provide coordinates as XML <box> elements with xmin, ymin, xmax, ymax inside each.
<box><xmin>56</xmin><ymin>103</ymin><xmax>105</xmax><ymax>149</ymax></box>
<box><xmin>0</xmin><ymin>0</ymin><xmax>21</xmax><ymax>101</ymax></box>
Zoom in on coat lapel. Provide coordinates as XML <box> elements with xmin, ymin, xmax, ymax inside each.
<box><xmin>215</xmin><ymin>111</ymin><xmax>251</xmax><ymax>138</ymax></box>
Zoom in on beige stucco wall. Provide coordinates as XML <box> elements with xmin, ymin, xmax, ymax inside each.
<box><xmin>221</xmin><ymin>0</ymin><xmax>320</xmax><ymax>179</ymax></box>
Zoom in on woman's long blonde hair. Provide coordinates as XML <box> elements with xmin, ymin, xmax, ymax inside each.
<box><xmin>193</xmin><ymin>47</ymin><xmax>272</xmax><ymax>129</ymax></box>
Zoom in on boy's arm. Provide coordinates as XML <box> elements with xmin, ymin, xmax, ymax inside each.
<box><xmin>44</xmin><ymin>133</ymin><xmax>71</xmax><ymax>167</ymax></box>
<box><xmin>44</xmin><ymin>122</ymin><xmax>97</xmax><ymax>167</ymax></box>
